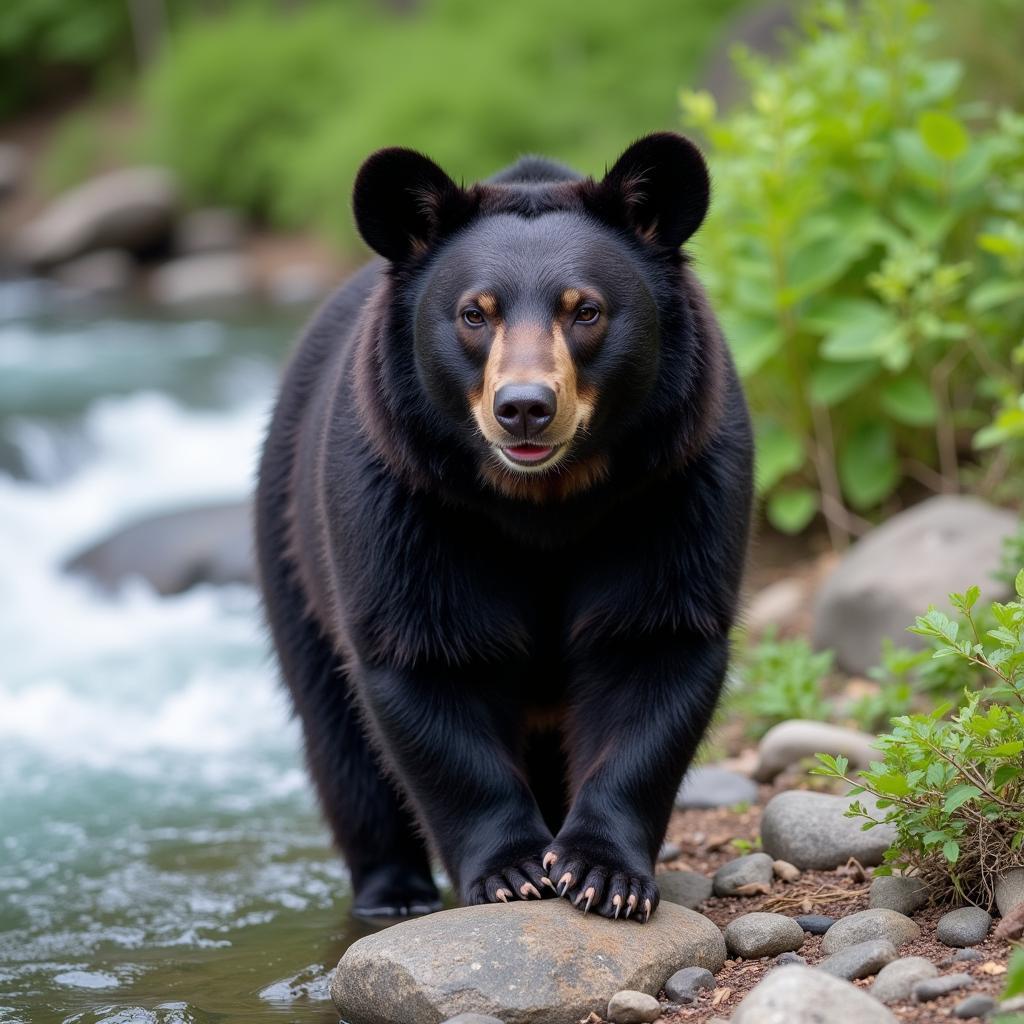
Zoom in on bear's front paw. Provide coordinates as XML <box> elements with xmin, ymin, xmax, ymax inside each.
<box><xmin>463</xmin><ymin>854</ymin><xmax>555</xmax><ymax>907</ymax></box>
<box><xmin>542</xmin><ymin>837</ymin><xmax>658</xmax><ymax>922</ymax></box>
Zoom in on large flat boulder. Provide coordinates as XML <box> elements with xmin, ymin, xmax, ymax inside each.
<box><xmin>812</xmin><ymin>496</ymin><xmax>1018</xmax><ymax>673</ymax></box>
<box><xmin>330</xmin><ymin>899</ymin><xmax>726</xmax><ymax>1024</ymax></box>
<box><xmin>64</xmin><ymin>500</ymin><xmax>253</xmax><ymax>595</ymax></box>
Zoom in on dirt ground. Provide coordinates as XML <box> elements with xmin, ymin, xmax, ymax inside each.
<box><xmin>646</xmin><ymin>799</ymin><xmax>1016</xmax><ymax>1023</ymax></box>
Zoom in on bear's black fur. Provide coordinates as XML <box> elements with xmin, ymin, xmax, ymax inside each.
<box><xmin>255</xmin><ymin>133</ymin><xmax>754</xmax><ymax>922</ymax></box>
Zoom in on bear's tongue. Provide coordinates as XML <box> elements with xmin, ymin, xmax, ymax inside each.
<box><xmin>505</xmin><ymin>444</ymin><xmax>553</xmax><ymax>463</ymax></box>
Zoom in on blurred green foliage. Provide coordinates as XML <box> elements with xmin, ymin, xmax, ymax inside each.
<box><xmin>682</xmin><ymin>0</ymin><xmax>1024</xmax><ymax>540</ymax></box>
<box><xmin>141</xmin><ymin>0</ymin><xmax>744</xmax><ymax>246</ymax></box>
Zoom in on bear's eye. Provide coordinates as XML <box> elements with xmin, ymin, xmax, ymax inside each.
<box><xmin>462</xmin><ymin>307</ymin><xmax>486</xmax><ymax>327</ymax></box>
<box><xmin>575</xmin><ymin>303</ymin><xmax>601</xmax><ymax>324</ymax></box>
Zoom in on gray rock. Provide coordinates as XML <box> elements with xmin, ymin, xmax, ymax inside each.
<box><xmin>914</xmin><ymin>972</ymin><xmax>974</xmax><ymax>1002</ymax></box>
<box><xmin>995</xmin><ymin>867</ymin><xmax>1024</xmax><ymax>915</ymax></box>
<box><xmin>812</xmin><ymin>496</ymin><xmax>1019</xmax><ymax>673</ymax></box>
<box><xmin>794</xmin><ymin>914</ymin><xmax>834</xmax><ymax>935</ymax></box>
<box><xmin>819</xmin><ymin>939</ymin><xmax>897</xmax><ymax>981</ymax></box>
<box><xmin>664</xmin><ymin>966</ymin><xmax>714</xmax><ymax>1004</ymax></box>
<box><xmin>870</xmin><ymin>956</ymin><xmax>938</xmax><ymax>1002</ymax></box>
<box><xmin>267</xmin><ymin>262</ymin><xmax>332</xmax><ymax>306</ymax></box>
<box><xmin>442</xmin><ymin>1017</ymin><xmax>505</xmax><ymax>1024</ymax></box>
<box><xmin>151</xmin><ymin>253</ymin><xmax>256</xmax><ymax>307</ymax></box>
<box><xmin>17</xmin><ymin>167</ymin><xmax>177</xmax><ymax>267</ymax></box>
<box><xmin>175</xmin><ymin>207</ymin><xmax>245</xmax><ymax>254</ymax></box>
<box><xmin>731</xmin><ymin>965</ymin><xmax>898</xmax><ymax>1024</ymax></box>
<box><xmin>869</xmin><ymin>876</ymin><xmax>928</xmax><ymax>916</ymax></box>
<box><xmin>0</xmin><ymin>142</ymin><xmax>24</xmax><ymax>199</ymax></box>
<box><xmin>712</xmin><ymin>853</ymin><xmax>774</xmax><ymax>897</ymax></box>
<box><xmin>820</xmin><ymin>909</ymin><xmax>921</xmax><ymax>954</ymax></box>
<box><xmin>745</xmin><ymin>576</ymin><xmax>807</xmax><ymax>635</ymax></box>
<box><xmin>657</xmin><ymin>871</ymin><xmax>712</xmax><ymax>909</ymax></box>
<box><xmin>754</xmin><ymin>720</ymin><xmax>879</xmax><ymax>782</ymax></box>
<box><xmin>954</xmin><ymin>948</ymin><xmax>982</xmax><ymax>962</ymax></box>
<box><xmin>657</xmin><ymin>841</ymin><xmax>681</xmax><ymax>863</ymax></box>
<box><xmin>330</xmin><ymin>900</ymin><xmax>726</xmax><ymax>1024</ymax></box>
<box><xmin>937</xmin><ymin>907</ymin><xmax>992</xmax><ymax>947</ymax></box>
<box><xmin>953</xmin><ymin>994</ymin><xmax>997</xmax><ymax>1019</ymax></box>
<box><xmin>774</xmin><ymin>951</ymin><xmax>806</xmax><ymax>966</ymax></box>
<box><xmin>607</xmin><ymin>990</ymin><xmax>661</xmax><ymax>1023</ymax></box>
<box><xmin>1000</xmin><ymin>996</ymin><xmax>1024</xmax><ymax>1013</ymax></box>
<box><xmin>64</xmin><ymin>501</ymin><xmax>253</xmax><ymax>595</ymax></box>
<box><xmin>53</xmin><ymin>249</ymin><xmax>134</xmax><ymax>295</ymax></box>
<box><xmin>760</xmin><ymin>790</ymin><xmax>897</xmax><ymax>870</ymax></box>
<box><xmin>773</xmin><ymin>859</ymin><xmax>801</xmax><ymax>882</ymax></box>
<box><xmin>723</xmin><ymin>912</ymin><xmax>804</xmax><ymax>959</ymax></box>
<box><xmin>676</xmin><ymin>765</ymin><xmax>758</xmax><ymax>809</ymax></box>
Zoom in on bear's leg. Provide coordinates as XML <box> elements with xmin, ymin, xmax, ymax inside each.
<box><xmin>261</xmin><ymin>571</ymin><xmax>440</xmax><ymax>919</ymax></box>
<box><xmin>549</xmin><ymin>632</ymin><xmax>728</xmax><ymax>921</ymax></box>
<box><xmin>356</xmin><ymin>662</ymin><xmax>556</xmax><ymax>907</ymax></box>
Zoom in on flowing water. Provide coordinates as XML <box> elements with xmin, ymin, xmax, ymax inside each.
<box><xmin>0</xmin><ymin>284</ymin><xmax>379</xmax><ymax>1024</ymax></box>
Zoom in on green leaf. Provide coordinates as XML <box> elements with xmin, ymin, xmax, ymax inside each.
<box><xmin>918</xmin><ymin>111</ymin><xmax>969</xmax><ymax>161</ymax></box>
<box><xmin>809</xmin><ymin>361</ymin><xmax>878</xmax><ymax>406</ymax></box>
<box><xmin>1004</xmin><ymin>948</ymin><xmax>1024</xmax><ymax>999</ymax></box>
<box><xmin>943</xmin><ymin>784</ymin><xmax>982</xmax><ymax>813</ymax></box>
<box><xmin>993</xmin><ymin>765</ymin><xmax>1024</xmax><ymax>790</ymax></box>
<box><xmin>722</xmin><ymin>311</ymin><xmax>783</xmax><ymax>377</ymax></box>
<box><xmin>839</xmin><ymin>421</ymin><xmax>900</xmax><ymax>511</ymax></box>
<box><xmin>879</xmin><ymin>376</ymin><xmax>938</xmax><ymax>426</ymax></box>
<box><xmin>967</xmin><ymin>278</ymin><xmax>1024</xmax><ymax>312</ymax></box>
<box><xmin>943</xmin><ymin>839</ymin><xmax>960</xmax><ymax>863</ymax></box>
<box><xmin>756</xmin><ymin>424</ymin><xmax>805</xmax><ymax>494</ymax></box>
<box><xmin>821</xmin><ymin>305</ymin><xmax>903</xmax><ymax>362</ymax></box>
<box><xmin>801</xmin><ymin>297</ymin><xmax>890</xmax><ymax>334</ymax></box>
<box><xmin>784</xmin><ymin>233</ymin><xmax>868</xmax><ymax>304</ymax></box>
<box><xmin>1016</xmin><ymin>570</ymin><xmax>1024</xmax><ymax>600</ymax></box>
<box><xmin>767</xmin><ymin>488</ymin><xmax>819</xmax><ymax>534</ymax></box>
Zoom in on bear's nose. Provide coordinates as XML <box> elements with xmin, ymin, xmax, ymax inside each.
<box><xmin>493</xmin><ymin>383</ymin><xmax>556</xmax><ymax>438</ymax></box>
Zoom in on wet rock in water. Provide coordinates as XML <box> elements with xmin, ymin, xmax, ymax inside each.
<box><xmin>869</xmin><ymin>875</ymin><xmax>928</xmax><ymax>916</ymax></box>
<box><xmin>64</xmin><ymin>501</ymin><xmax>253</xmax><ymax>595</ymax></box>
<box><xmin>17</xmin><ymin>167</ymin><xmax>178</xmax><ymax>267</ymax></box>
<box><xmin>812</xmin><ymin>496</ymin><xmax>1019</xmax><ymax>674</ymax></box>
<box><xmin>753</xmin><ymin>720</ymin><xmax>879</xmax><ymax>782</ymax></box>
<box><xmin>676</xmin><ymin>765</ymin><xmax>758</xmax><ymax>809</ymax></box>
<box><xmin>657</xmin><ymin>870</ymin><xmax>712</xmax><ymax>909</ymax></box>
<box><xmin>330</xmin><ymin>900</ymin><xmax>726</xmax><ymax>1024</ymax></box>
<box><xmin>953</xmin><ymin>994</ymin><xmax>998</xmax><ymax>1019</ymax></box>
<box><xmin>820</xmin><ymin>909</ymin><xmax>920</xmax><ymax>954</ymax></box>
<box><xmin>151</xmin><ymin>253</ymin><xmax>256</xmax><ymax>307</ymax></box>
<box><xmin>606</xmin><ymin>990</ymin><xmax>661</xmax><ymax>1023</ymax></box>
<box><xmin>937</xmin><ymin>907</ymin><xmax>992</xmax><ymax>947</ymax></box>
<box><xmin>54</xmin><ymin>249</ymin><xmax>134</xmax><ymax>296</ymax></box>
<box><xmin>995</xmin><ymin>867</ymin><xmax>1024</xmax><ymax>915</ymax></box>
<box><xmin>731</xmin><ymin>965</ymin><xmax>897</xmax><ymax>1024</ymax></box>
<box><xmin>712</xmin><ymin>853</ymin><xmax>774</xmax><ymax>897</ymax></box>
<box><xmin>794</xmin><ymin>914</ymin><xmax>835</xmax><ymax>935</ymax></box>
<box><xmin>914</xmin><ymin>972</ymin><xmax>974</xmax><ymax>1002</ymax></box>
<box><xmin>175</xmin><ymin>207</ymin><xmax>245</xmax><ymax>254</ymax></box>
<box><xmin>723</xmin><ymin>912</ymin><xmax>804</xmax><ymax>959</ymax></box>
<box><xmin>760</xmin><ymin>790</ymin><xmax>896</xmax><ymax>870</ymax></box>
<box><xmin>664</xmin><ymin>966</ymin><xmax>714</xmax><ymax>1004</ymax></box>
<box><xmin>818</xmin><ymin>939</ymin><xmax>897</xmax><ymax>981</ymax></box>
<box><xmin>869</xmin><ymin>956</ymin><xmax>938</xmax><ymax>1002</ymax></box>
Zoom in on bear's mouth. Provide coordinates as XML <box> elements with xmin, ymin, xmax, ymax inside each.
<box><xmin>498</xmin><ymin>443</ymin><xmax>560</xmax><ymax>469</ymax></box>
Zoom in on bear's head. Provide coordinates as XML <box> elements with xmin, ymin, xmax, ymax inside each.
<box><xmin>353</xmin><ymin>133</ymin><xmax>713</xmax><ymax>501</ymax></box>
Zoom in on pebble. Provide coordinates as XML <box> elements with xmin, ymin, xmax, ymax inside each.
<box><xmin>820</xmin><ymin>909</ymin><xmax>921</xmax><ymax>954</ymax></box>
<box><xmin>953</xmin><ymin>994</ymin><xmax>998</xmax><ymax>1019</ymax></box>
<box><xmin>954</xmin><ymin>948</ymin><xmax>982</xmax><ymax>962</ymax></box>
<box><xmin>676</xmin><ymin>765</ymin><xmax>758</xmax><ymax>809</ymax></box>
<box><xmin>869</xmin><ymin>875</ymin><xmax>928</xmax><ymax>916</ymax></box>
<box><xmin>936</xmin><ymin>906</ymin><xmax>992</xmax><ymax>947</ymax></box>
<box><xmin>712</xmin><ymin>853</ymin><xmax>775</xmax><ymax>897</ymax></box>
<box><xmin>663</xmin><ymin>967</ymin><xmax>714</xmax><ymax>1005</ymax></box>
<box><xmin>732</xmin><ymin>965</ymin><xmax>898</xmax><ymax>1023</ymax></box>
<box><xmin>724</xmin><ymin>912</ymin><xmax>805</xmax><ymax>959</ymax></box>
<box><xmin>760</xmin><ymin>790</ymin><xmax>897</xmax><ymax>870</ymax></box>
<box><xmin>607</xmin><ymin>989</ymin><xmax>661</xmax><ymax>1024</ymax></box>
<box><xmin>995</xmin><ymin>867</ymin><xmax>1024</xmax><ymax>915</ymax></box>
<box><xmin>753</xmin><ymin>720</ymin><xmax>879</xmax><ymax>782</ymax></box>
<box><xmin>818</xmin><ymin>939</ymin><xmax>897</xmax><ymax>981</ymax></box>
<box><xmin>775</xmin><ymin>951</ymin><xmax>807</xmax><ymax>966</ymax></box>
<box><xmin>794</xmin><ymin>914</ymin><xmax>835</xmax><ymax>935</ymax></box>
<box><xmin>657</xmin><ymin>871</ymin><xmax>712</xmax><ymax>910</ymax></box>
<box><xmin>773</xmin><ymin>859</ymin><xmax>801</xmax><ymax>882</ymax></box>
<box><xmin>914</xmin><ymin>973</ymin><xmax>974</xmax><ymax>1002</ymax></box>
<box><xmin>657</xmin><ymin>840</ymin><xmax>681</xmax><ymax>863</ymax></box>
<box><xmin>870</xmin><ymin>956</ymin><xmax>938</xmax><ymax>1002</ymax></box>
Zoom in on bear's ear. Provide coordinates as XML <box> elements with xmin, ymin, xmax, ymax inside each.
<box><xmin>594</xmin><ymin>133</ymin><xmax>710</xmax><ymax>251</ymax></box>
<box><xmin>353</xmin><ymin>148</ymin><xmax>473</xmax><ymax>263</ymax></box>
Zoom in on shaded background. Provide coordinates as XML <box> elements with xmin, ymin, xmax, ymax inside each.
<box><xmin>0</xmin><ymin>1</ymin><xmax>1022</xmax><ymax>1023</ymax></box>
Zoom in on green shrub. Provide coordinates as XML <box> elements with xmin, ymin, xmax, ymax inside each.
<box><xmin>814</xmin><ymin>571</ymin><xmax>1024</xmax><ymax>906</ymax></box>
<box><xmin>142</xmin><ymin>0</ymin><xmax>745</xmax><ymax>245</ymax></box>
<box><xmin>681</xmin><ymin>0</ymin><xmax>1024</xmax><ymax>541</ymax></box>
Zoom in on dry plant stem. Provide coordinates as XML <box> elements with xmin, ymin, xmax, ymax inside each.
<box><xmin>810</xmin><ymin>402</ymin><xmax>858</xmax><ymax>547</ymax></box>
<box><xmin>762</xmin><ymin>885</ymin><xmax>869</xmax><ymax>912</ymax></box>
<box><xmin>930</xmin><ymin>343</ymin><xmax>965</xmax><ymax>492</ymax></box>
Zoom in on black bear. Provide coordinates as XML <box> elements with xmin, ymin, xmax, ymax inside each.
<box><xmin>255</xmin><ymin>133</ymin><xmax>753</xmax><ymax>923</ymax></box>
